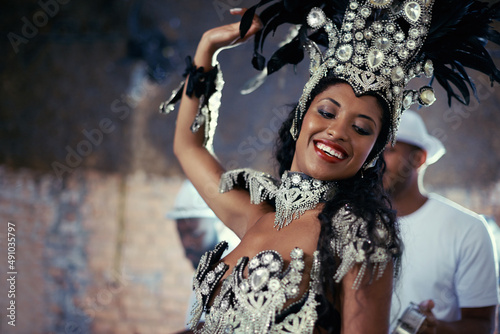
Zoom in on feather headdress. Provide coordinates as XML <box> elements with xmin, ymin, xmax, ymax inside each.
<box><xmin>239</xmin><ymin>0</ymin><xmax>500</xmax><ymax>143</ymax></box>
<box><xmin>160</xmin><ymin>0</ymin><xmax>500</xmax><ymax>152</ymax></box>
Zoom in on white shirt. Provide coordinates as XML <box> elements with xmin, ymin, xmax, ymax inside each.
<box><xmin>391</xmin><ymin>194</ymin><xmax>499</xmax><ymax>326</ymax></box>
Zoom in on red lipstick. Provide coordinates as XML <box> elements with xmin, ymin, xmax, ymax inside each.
<box><xmin>313</xmin><ymin>140</ymin><xmax>348</xmax><ymax>163</ymax></box>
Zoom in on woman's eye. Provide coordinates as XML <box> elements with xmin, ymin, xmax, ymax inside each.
<box><xmin>318</xmin><ymin>110</ymin><xmax>334</xmax><ymax>119</ymax></box>
<box><xmin>353</xmin><ymin>125</ymin><xmax>371</xmax><ymax>136</ymax></box>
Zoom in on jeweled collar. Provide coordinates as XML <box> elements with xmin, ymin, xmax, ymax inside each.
<box><xmin>219</xmin><ymin>168</ymin><xmax>337</xmax><ymax>230</ymax></box>
<box><xmin>275</xmin><ymin>171</ymin><xmax>337</xmax><ymax>230</ymax></box>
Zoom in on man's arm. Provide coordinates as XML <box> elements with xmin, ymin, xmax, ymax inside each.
<box><xmin>419</xmin><ymin>300</ymin><xmax>498</xmax><ymax>334</ymax></box>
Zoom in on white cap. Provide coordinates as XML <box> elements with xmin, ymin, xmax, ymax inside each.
<box><xmin>167</xmin><ymin>180</ymin><xmax>217</xmax><ymax>219</ymax></box>
<box><xmin>396</xmin><ymin>110</ymin><xmax>446</xmax><ymax>165</ymax></box>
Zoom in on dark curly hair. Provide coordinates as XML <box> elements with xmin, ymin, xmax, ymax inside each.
<box><xmin>274</xmin><ymin>76</ymin><xmax>402</xmax><ymax>333</ymax></box>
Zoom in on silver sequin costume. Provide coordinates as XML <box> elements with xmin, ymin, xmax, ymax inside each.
<box><xmin>189</xmin><ymin>169</ymin><xmax>395</xmax><ymax>333</ymax></box>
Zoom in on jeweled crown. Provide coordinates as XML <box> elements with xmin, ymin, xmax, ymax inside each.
<box><xmin>291</xmin><ymin>0</ymin><xmax>437</xmax><ymax>143</ymax></box>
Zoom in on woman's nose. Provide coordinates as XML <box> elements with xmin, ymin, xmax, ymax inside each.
<box><xmin>326</xmin><ymin>119</ymin><xmax>349</xmax><ymax>141</ymax></box>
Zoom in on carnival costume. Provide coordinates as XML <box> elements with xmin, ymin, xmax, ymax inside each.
<box><xmin>190</xmin><ymin>169</ymin><xmax>395</xmax><ymax>334</ymax></box>
<box><xmin>161</xmin><ymin>0</ymin><xmax>500</xmax><ymax>333</ymax></box>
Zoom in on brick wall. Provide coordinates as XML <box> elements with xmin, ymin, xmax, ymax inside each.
<box><xmin>0</xmin><ymin>166</ymin><xmax>193</xmax><ymax>333</ymax></box>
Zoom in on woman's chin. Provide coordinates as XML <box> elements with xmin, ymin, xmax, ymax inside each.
<box><xmin>306</xmin><ymin>164</ymin><xmax>361</xmax><ymax>181</ymax></box>
<box><xmin>290</xmin><ymin>158</ymin><xmax>360</xmax><ymax>181</ymax></box>
<box><xmin>302</xmin><ymin>168</ymin><xmax>342</xmax><ymax>181</ymax></box>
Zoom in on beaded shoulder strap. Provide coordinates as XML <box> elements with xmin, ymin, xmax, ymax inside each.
<box><xmin>330</xmin><ymin>206</ymin><xmax>393</xmax><ymax>289</ymax></box>
<box><xmin>219</xmin><ymin>168</ymin><xmax>279</xmax><ymax>205</ymax></box>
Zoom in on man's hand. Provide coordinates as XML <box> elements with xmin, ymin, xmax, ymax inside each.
<box><xmin>418</xmin><ymin>299</ymin><xmax>438</xmax><ymax>334</ymax></box>
<box><xmin>415</xmin><ymin>300</ymin><xmax>497</xmax><ymax>334</ymax></box>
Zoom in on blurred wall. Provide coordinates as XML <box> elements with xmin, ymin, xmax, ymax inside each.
<box><xmin>1</xmin><ymin>0</ymin><xmax>500</xmax><ymax>333</ymax></box>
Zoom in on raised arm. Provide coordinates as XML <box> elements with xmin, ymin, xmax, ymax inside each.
<box><xmin>173</xmin><ymin>9</ymin><xmax>269</xmax><ymax>238</ymax></box>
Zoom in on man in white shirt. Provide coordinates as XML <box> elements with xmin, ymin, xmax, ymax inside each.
<box><xmin>384</xmin><ymin>110</ymin><xmax>499</xmax><ymax>333</ymax></box>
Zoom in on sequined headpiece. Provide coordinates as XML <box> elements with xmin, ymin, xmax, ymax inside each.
<box><xmin>237</xmin><ymin>0</ymin><xmax>500</xmax><ymax>146</ymax></box>
<box><xmin>291</xmin><ymin>1</ymin><xmax>436</xmax><ymax>142</ymax></box>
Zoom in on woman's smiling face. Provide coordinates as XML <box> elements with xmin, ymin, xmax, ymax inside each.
<box><xmin>290</xmin><ymin>83</ymin><xmax>384</xmax><ymax>181</ymax></box>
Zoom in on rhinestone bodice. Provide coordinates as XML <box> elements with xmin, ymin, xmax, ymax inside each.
<box><xmin>188</xmin><ymin>209</ymin><xmax>395</xmax><ymax>334</ymax></box>
<box><xmin>189</xmin><ymin>242</ymin><xmax>321</xmax><ymax>334</ymax></box>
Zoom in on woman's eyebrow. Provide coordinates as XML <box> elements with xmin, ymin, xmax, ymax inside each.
<box><xmin>319</xmin><ymin>97</ymin><xmax>341</xmax><ymax>108</ymax></box>
<box><xmin>357</xmin><ymin>114</ymin><xmax>378</xmax><ymax>127</ymax></box>
<box><xmin>319</xmin><ymin>97</ymin><xmax>379</xmax><ymax>127</ymax></box>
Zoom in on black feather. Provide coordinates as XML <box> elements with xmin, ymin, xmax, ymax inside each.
<box><xmin>238</xmin><ymin>0</ymin><xmax>500</xmax><ymax>108</ymax></box>
<box><xmin>421</xmin><ymin>0</ymin><xmax>500</xmax><ymax>105</ymax></box>
<box><xmin>252</xmin><ymin>51</ymin><xmax>266</xmax><ymax>70</ymax></box>
<box><xmin>267</xmin><ymin>37</ymin><xmax>304</xmax><ymax>74</ymax></box>
<box><xmin>453</xmin><ymin>61</ymin><xmax>478</xmax><ymax>101</ymax></box>
<box><xmin>240</xmin><ymin>5</ymin><xmax>259</xmax><ymax>39</ymax></box>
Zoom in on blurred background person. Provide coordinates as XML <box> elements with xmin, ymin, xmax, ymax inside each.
<box><xmin>384</xmin><ymin>110</ymin><xmax>499</xmax><ymax>333</ymax></box>
<box><xmin>167</xmin><ymin>179</ymin><xmax>239</xmax><ymax>332</ymax></box>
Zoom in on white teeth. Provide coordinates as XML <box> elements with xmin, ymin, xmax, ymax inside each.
<box><xmin>316</xmin><ymin>142</ymin><xmax>345</xmax><ymax>159</ymax></box>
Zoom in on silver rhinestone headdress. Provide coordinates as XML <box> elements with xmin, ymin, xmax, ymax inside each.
<box><xmin>291</xmin><ymin>0</ymin><xmax>437</xmax><ymax>143</ymax></box>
